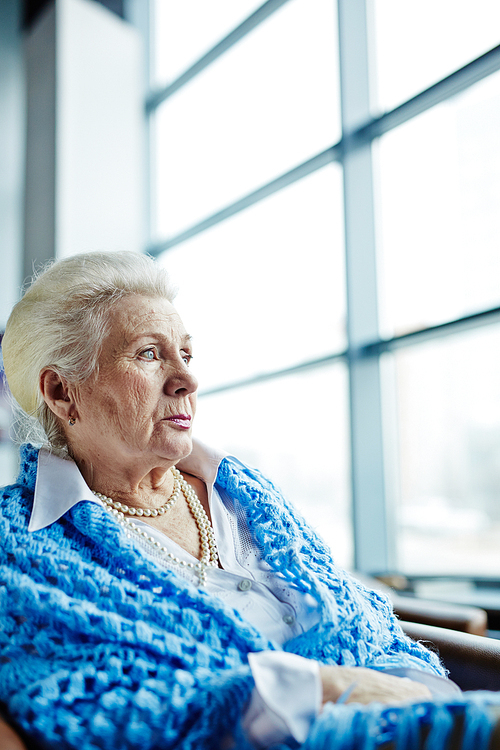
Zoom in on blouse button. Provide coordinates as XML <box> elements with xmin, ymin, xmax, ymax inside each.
<box><xmin>237</xmin><ymin>579</ymin><xmax>252</xmax><ymax>592</ymax></box>
<box><xmin>282</xmin><ymin>615</ymin><xmax>295</xmax><ymax>626</ymax></box>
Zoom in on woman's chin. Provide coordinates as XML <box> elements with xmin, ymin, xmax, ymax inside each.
<box><xmin>153</xmin><ymin>433</ymin><xmax>193</xmax><ymax>464</ymax></box>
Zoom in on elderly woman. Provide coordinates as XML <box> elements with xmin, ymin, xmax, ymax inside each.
<box><xmin>0</xmin><ymin>251</ymin><xmax>498</xmax><ymax>750</ymax></box>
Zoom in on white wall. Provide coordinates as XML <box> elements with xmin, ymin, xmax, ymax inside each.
<box><xmin>57</xmin><ymin>0</ymin><xmax>145</xmax><ymax>258</ymax></box>
<box><xmin>24</xmin><ymin>0</ymin><xmax>145</xmax><ymax>269</ymax></box>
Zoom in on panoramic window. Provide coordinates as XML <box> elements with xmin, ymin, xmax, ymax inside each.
<box><xmin>147</xmin><ymin>0</ymin><xmax>500</xmax><ymax>577</ymax></box>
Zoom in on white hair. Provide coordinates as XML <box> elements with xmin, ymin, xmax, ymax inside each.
<box><xmin>2</xmin><ymin>251</ymin><xmax>176</xmax><ymax>455</ymax></box>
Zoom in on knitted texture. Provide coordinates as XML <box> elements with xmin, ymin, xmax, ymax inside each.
<box><xmin>299</xmin><ymin>691</ymin><xmax>500</xmax><ymax>750</ymax></box>
<box><xmin>0</xmin><ymin>444</ymin><xmax>473</xmax><ymax>750</ymax></box>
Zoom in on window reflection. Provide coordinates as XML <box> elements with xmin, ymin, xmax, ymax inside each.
<box><xmin>153</xmin><ymin>0</ymin><xmax>340</xmax><ymax>238</ymax></box>
<box><xmin>373</xmin><ymin>0</ymin><xmax>500</xmax><ymax>113</ymax></box>
<box><xmin>391</xmin><ymin>325</ymin><xmax>500</xmax><ymax>575</ymax></box>
<box><xmin>377</xmin><ymin>70</ymin><xmax>500</xmax><ymax>336</ymax></box>
<box><xmin>153</xmin><ymin>0</ymin><xmax>265</xmax><ymax>86</ymax></box>
<box><xmin>194</xmin><ymin>364</ymin><xmax>352</xmax><ymax>567</ymax></box>
<box><xmin>159</xmin><ymin>164</ymin><xmax>346</xmax><ymax>389</ymax></box>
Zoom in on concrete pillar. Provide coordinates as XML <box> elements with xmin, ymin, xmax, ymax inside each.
<box><xmin>23</xmin><ymin>0</ymin><xmax>145</xmax><ymax>280</ymax></box>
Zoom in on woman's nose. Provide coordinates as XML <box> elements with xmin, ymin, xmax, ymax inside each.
<box><xmin>164</xmin><ymin>364</ymin><xmax>198</xmax><ymax>397</ymax></box>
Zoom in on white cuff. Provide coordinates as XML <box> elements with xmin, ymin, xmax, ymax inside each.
<box><xmin>243</xmin><ymin>651</ymin><xmax>321</xmax><ymax>749</ymax></box>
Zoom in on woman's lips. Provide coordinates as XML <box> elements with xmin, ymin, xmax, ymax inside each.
<box><xmin>165</xmin><ymin>414</ymin><xmax>192</xmax><ymax>429</ymax></box>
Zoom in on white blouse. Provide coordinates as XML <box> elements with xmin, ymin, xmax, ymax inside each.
<box><xmin>30</xmin><ymin>440</ymin><xmax>322</xmax><ymax>748</ymax></box>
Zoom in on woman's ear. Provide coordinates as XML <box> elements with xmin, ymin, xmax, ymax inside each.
<box><xmin>39</xmin><ymin>369</ymin><xmax>77</xmax><ymax>422</ymax></box>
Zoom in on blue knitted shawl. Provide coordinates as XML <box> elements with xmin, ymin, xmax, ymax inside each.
<box><xmin>0</xmin><ymin>445</ymin><xmax>497</xmax><ymax>750</ymax></box>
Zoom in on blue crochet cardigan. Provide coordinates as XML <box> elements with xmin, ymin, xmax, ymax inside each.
<box><xmin>0</xmin><ymin>445</ymin><xmax>497</xmax><ymax>750</ymax></box>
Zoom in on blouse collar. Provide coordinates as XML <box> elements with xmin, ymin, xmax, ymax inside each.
<box><xmin>29</xmin><ymin>438</ymin><xmax>227</xmax><ymax>532</ymax></box>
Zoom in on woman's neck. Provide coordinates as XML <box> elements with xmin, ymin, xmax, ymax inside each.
<box><xmin>75</xmin><ymin>454</ymin><xmax>177</xmax><ymax>509</ymax></box>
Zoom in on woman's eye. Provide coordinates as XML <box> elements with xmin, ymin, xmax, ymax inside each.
<box><xmin>140</xmin><ymin>348</ymin><xmax>157</xmax><ymax>361</ymax></box>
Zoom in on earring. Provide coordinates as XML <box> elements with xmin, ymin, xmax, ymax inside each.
<box><xmin>68</xmin><ymin>416</ymin><xmax>76</xmax><ymax>426</ymax></box>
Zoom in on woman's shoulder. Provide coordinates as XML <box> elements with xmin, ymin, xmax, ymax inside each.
<box><xmin>217</xmin><ymin>455</ymin><xmax>285</xmax><ymax>497</ymax></box>
<box><xmin>3</xmin><ymin>444</ymin><xmax>39</xmax><ymax>489</ymax></box>
<box><xmin>0</xmin><ymin>443</ymin><xmax>38</xmax><ymax>514</ymax></box>
<box><xmin>16</xmin><ymin>443</ymin><xmax>40</xmax><ymax>487</ymax></box>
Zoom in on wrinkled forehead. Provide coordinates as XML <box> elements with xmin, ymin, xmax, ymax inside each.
<box><xmin>103</xmin><ymin>295</ymin><xmax>189</xmax><ymax>351</ymax></box>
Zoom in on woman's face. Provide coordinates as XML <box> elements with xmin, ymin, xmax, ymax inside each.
<box><xmin>69</xmin><ymin>295</ymin><xmax>198</xmax><ymax>471</ymax></box>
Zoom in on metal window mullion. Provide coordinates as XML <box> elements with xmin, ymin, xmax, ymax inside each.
<box><xmin>147</xmin><ymin>145</ymin><xmax>340</xmax><ymax>257</ymax></box>
<box><xmin>355</xmin><ymin>44</ymin><xmax>500</xmax><ymax>145</ymax></box>
<box><xmin>338</xmin><ymin>0</ymin><xmax>394</xmax><ymax>573</ymax></box>
<box><xmin>146</xmin><ymin>0</ymin><xmax>293</xmax><ymax>111</ymax></box>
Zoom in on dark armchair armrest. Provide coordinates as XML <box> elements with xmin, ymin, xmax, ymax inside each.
<box><xmin>392</xmin><ymin>594</ymin><xmax>488</xmax><ymax>636</ymax></box>
<box><xmin>401</xmin><ymin>620</ymin><xmax>500</xmax><ymax>691</ymax></box>
<box><xmin>352</xmin><ymin>571</ymin><xmax>488</xmax><ymax>635</ymax></box>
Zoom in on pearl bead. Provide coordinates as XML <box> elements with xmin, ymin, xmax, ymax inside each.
<box><xmin>94</xmin><ymin>465</ymin><xmax>219</xmax><ymax>586</ymax></box>
<box><xmin>93</xmin><ymin>470</ymin><xmax>181</xmax><ymax>518</ymax></box>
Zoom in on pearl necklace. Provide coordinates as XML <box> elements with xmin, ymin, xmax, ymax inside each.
<box><xmin>93</xmin><ymin>470</ymin><xmax>181</xmax><ymax>517</ymax></box>
<box><xmin>92</xmin><ymin>466</ymin><xmax>219</xmax><ymax>587</ymax></box>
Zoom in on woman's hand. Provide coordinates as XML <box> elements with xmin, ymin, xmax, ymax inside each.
<box><xmin>319</xmin><ymin>665</ymin><xmax>432</xmax><ymax>706</ymax></box>
<box><xmin>0</xmin><ymin>718</ymin><xmax>27</xmax><ymax>750</ymax></box>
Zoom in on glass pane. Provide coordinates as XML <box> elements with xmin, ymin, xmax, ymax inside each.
<box><xmin>194</xmin><ymin>364</ymin><xmax>352</xmax><ymax>567</ymax></box>
<box><xmin>373</xmin><ymin>0</ymin><xmax>500</xmax><ymax>112</ymax></box>
<box><xmin>153</xmin><ymin>0</ymin><xmax>265</xmax><ymax>86</ymax></box>
<box><xmin>377</xmin><ymin>71</ymin><xmax>500</xmax><ymax>337</ymax></box>
<box><xmin>153</xmin><ymin>0</ymin><xmax>340</xmax><ymax>238</ymax></box>
<box><xmin>158</xmin><ymin>164</ymin><xmax>346</xmax><ymax>390</ymax></box>
<box><xmin>391</xmin><ymin>325</ymin><xmax>500</xmax><ymax>576</ymax></box>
